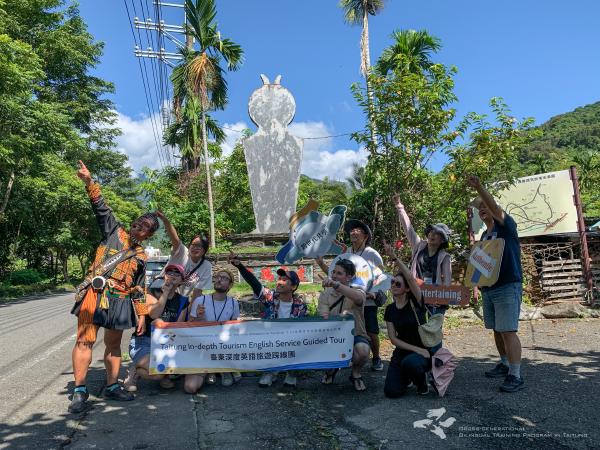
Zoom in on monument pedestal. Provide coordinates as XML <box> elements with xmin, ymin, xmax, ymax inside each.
<box><xmin>226</xmin><ymin>232</ymin><xmax>289</xmax><ymax>248</ymax></box>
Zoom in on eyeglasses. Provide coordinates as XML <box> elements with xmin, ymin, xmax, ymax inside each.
<box><xmin>391</xmin><ymin>280</ymin><xmax>404</xmax><ymax>287</ymax></box>
<box><xmin>213</xmin><ymin>275</ymin><xmax>232</xmax><ymax>282</ymax></box>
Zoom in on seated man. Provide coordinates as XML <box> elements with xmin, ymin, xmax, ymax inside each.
<box><xmin>318</xmin><ymin>258</ymin><xmax>369</xmax><ymax>391</ymax></box>
<box><xmin>182</xmin><ymin>268</ymin><xmax>240</xmax><ymax>393</ymax></box>
<box><xmin>228</xmin><ymin>251</ymin><xmax>307</xmax><ymax>387</ymax></box>
<box><xmin>124</xmin><ymin>264</ymin><xmax>189</xmax><ymax>392</ymax></box>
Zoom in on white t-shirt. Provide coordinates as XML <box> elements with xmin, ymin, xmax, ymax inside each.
<box><xmin>168</xmin><ymin>242</ymin><xmax>213</xmax><ymax>297</ymax></box>
<box><xmin>277</xmin><ymin>301</ymin><xmax>293</xmax><ymax>319</ymax></box>
<box><xmin>189</xmin><ymin>294</ymin><xmax>240</xmax><ymax>322</ymax></box>
<box><xmin>350</xmin><ymin>245</ymin><xmax>384</xmax><ymax>306</ymax></box>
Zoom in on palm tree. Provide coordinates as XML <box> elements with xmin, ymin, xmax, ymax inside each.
<box><xmin>171</xmin><ymin>0</ymin><xmax>243</xmax><ymax>248</ymax></box>
<box><xmin>339</xmin><ymin>0</ymin><xmax>385</xmax><ymax>155</ymax></box>
<box><xmin>375</xmin><ymin>29</ymin><xmax>442</xmax><ymax>76</ymax></box>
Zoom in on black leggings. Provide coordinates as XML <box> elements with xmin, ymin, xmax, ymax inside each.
<box><xmin>384</xmin><ymin>351</ymin><xmax>432</xmax><ymax>398</ymax></box>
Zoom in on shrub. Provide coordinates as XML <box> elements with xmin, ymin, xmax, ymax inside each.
<box><xmin>8</xmin><ymin>269</ymin><xmax>43</xmax><ymax>285</ymax></box>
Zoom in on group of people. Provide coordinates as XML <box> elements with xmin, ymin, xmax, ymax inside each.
<box><xmin>68</xmin><ymin>161</ymin><xmax>524</xmax><ymax>414</ymax></box>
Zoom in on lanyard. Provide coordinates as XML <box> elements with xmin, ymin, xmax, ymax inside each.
<box><xmin>211</xmin><ymin>296</ymin><xmax>230</xmax><ymax>322</ymax></box>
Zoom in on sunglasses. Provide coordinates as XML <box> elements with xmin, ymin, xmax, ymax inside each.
<box><xmin>391</xmin><ymin>279</ymin><xmax>405</xmax><ymax>287</ymax></box>
<box><xmin>166</xmin><ymin>270</ymin><xmax>183</xmax><ymax>277</ymax></box>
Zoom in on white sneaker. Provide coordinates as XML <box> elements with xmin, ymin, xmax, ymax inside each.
<box><xmin>233</xmin><ymin>372</ymin><xmax>242</xmax><ymax>383</ymax></box>
<box><xmin>221</xmin><ymin>373</ymin><xmax>234</xmax><ymax>387</ymax></box>
<box><xmin>283</xmin><ymin>372</ymin><xmax>297</xmax><ymax>387</ymax></box>
<box><xmin>258</xmin><ymin>372</ymin><xmax>278</xmax><ymax>387</ymax></box>
<box><xmin>206</xmin><ymin>373</ymin><xmax>217</xmax><ymax>385</ymax></box>
<box><xmin>124</xmin><ymin>366</ymin><xmax>138</xmax><ymax>392</ymax></box>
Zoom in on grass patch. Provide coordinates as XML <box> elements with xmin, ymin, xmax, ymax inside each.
<box><xmin>0</xmin><ymin>282</ymin><xmax>75</xmax><ymax>302</ymax></box>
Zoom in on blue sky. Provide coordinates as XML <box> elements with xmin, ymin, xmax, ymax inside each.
<box><xmin>79</xmin><ymin>0</ymin><xmax>600</xmax><ymax>179</ymax></box>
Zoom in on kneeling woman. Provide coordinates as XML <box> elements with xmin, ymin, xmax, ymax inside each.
<box><xmin>125</xmin><ymin>264</ymin><xmax>189</xmax><ymax>392</ymax></box>
<box><xmin>383</xmin><ymin>259</ymin><xmax>433</xmax><ymax>397</ymax></box>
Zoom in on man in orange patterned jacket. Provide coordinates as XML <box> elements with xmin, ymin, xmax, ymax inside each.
<box><xmin>69</xmin><ymin>161</ymin><xmax>159</xmax><ymax>413</ymax></box>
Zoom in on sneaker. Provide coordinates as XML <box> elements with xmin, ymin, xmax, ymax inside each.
<box><xmin>104</xmin><ymin>384</ymin><xmax>134</xmax><ymax>401</ymax></box>
<box><xmin>485</xmin><ymin>363</ymin><xmax>509</xmax><ymax>378</ymax></box>
<box><xmin>416</xmin><ymin>382</ymin><xmax>429</xmax><ymax>395</ymax></box>
<box><xmin>371</xmin><ymin>357</ymin><xmax>384</xmax><ymax>372</ymax></box>
<box><xmin>500</xmin><ymin>375</ymin><xmax>525</xmax><ymax>393</ymax></box>
<box><xmin>206</xmin><ymin>374</ymin><xmax>217</xmax><ymax>385</ymax></box>
<box><xmin>258</xmin><ymin>372</ymin><xmax>277</xmax><ymax>387</ymax></box>
<box><xmin>221</xmin><ymin>373</ymin><xmax>234</xmax><ymax>387</ymax></box>
<box><xmin>283</xmin><ymin>373</ymin><xmax>297</xmax><ymax>387</ymax></box>
<box><xmin>233</xmin><ymin>372</ymin><xmax>242</xmax><ymax>383</ymax></box>
<box><xmin>124</xmin><ymin>366</ymin><xmax>139</xmax><ymax>392</ymax></box>
<box><xmin>68</xmin><ymin>390</ymin><xmax>89</xmax><ymax>414</ymax></box>
<box><xmin>159</xmin><ymin>377</ymin><xmax>175</xmax><ymax>389</ymax></box>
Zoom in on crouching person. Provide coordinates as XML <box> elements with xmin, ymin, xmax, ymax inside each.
<box><xmin>228</xmin><ymin>251</ymin><xmax>307</xmax><ymax>387</ymax></box>
<box><xmin>318</xmin><ymin>258</ymin><xmax>369</xmax><ymax>391</ymax></box>
<box><xmin>183</xmin><ymin>268</ymin><xmax>240</xmax><ymax>393</ymax></box>
<box><xmin>125</xmin><ymin>264</ymin><xmax>189</xmax><ymax>392</ymax></box>
<box><xmin>383</xmin><ymin>258</ymin><xmax>433</xmax><ymax>398</ymax></box>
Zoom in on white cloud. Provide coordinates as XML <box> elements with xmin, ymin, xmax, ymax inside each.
<box><xmin>113</xmin><ymin>112</ymin><xmax>366</xmax><ymax>181</ymax></box>
<box><xmin>114</xmin><ymin>111</ymin><xmax>170</xmax><ymax>173</ymax></box>
<box><xmin>221</xmin><ymin>121</ymin><xmax>249</xmax><ymax>157</ymax></box>
<box><xmin>289</xmin><ymin>121</ymin><xmax>367</xmax><ymax>181</ymax></box>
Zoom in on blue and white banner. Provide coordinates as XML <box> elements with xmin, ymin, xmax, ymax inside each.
<box><xmin>149</xmin><ymin>317</ymin><xmax>354</xmax><ymax>375</ymax></box>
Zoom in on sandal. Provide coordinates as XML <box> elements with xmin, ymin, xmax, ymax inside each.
<box><xmin>321</xmin><ymin>369</ymin><xmax>339</xmax><ymax>385</ymax></box>
<box><xmin>349</xmin><ymin>375</ymin><xmax>366</xmax><ymax>392</ymax></box>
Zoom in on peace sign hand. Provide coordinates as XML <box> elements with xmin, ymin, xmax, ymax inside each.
<box><xmin>77</xmin><ymin>160</ymin><xmax>92</xmax><ymax>186</ymax></box>
<box><xmin>228</xmin><ymin>250</ymin><xmax>241</xmax><ymax>267</ymax></box>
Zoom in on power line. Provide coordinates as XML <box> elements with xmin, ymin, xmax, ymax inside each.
<box><xmin>123</xmin><ymin>0</ymin><xmax>166</xmax><ymax>169</ymax></box>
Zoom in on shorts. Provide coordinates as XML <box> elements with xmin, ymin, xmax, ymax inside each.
<box><xmin>482</xmin><ymin>282</ymin><xmax>522</xmax><ymax>332</ymax></box>
<box><xmin>363</xmin><ymin>305</ymin><xmax>379</xmax><ymax>334</ymax></box>
<box><xmin>354</xmin><ymin>335</ymin><xmax>371</xmax><ymax>347</ymax></box>
<box><xmin>129</xmin><ymin>335</ymin><xmax>152</xmax><ymax>365</ymax></box>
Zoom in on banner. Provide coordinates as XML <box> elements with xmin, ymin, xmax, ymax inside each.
<box><xmin>421</xmin><ymin>285</ymin><xmax>471</xmax><ymax>306</ymax></box>
<box><xmin>471</xmin><ymin>169</ymin><xmax>578</xmax><ymax>238</ymax></box>
<box><xmin>149</xmin><ymin>317</ymin><xmax>355</xmax><ymax>375</ymax></box>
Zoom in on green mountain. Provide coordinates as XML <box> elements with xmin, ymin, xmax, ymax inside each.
<box><xmin>520</xmin><ymin>101</ymin><xmax>600</xmax><ymax>217</ymax></box>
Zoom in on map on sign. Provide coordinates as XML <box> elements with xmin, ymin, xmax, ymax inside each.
<box><xmin>472</xmin><ymin>170</ymin><xmax>579</xmax><ymax>238</ymax></box>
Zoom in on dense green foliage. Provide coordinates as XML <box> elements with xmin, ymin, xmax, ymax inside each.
<box><xmin>0</xmin><ymin>0</ymin><xmax>140</xmax><ymax>282</ymax></box>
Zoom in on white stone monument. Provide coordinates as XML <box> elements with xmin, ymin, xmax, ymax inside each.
<box><xmin>243</xmin><ymin>74</ymin><xmax>303</xmax><ymax>234</ymax></box>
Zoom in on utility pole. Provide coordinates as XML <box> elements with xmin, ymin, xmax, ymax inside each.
<box><xmin>131</xmin><ymin>1</ymin><xmax>186</xmax><ymax>166</ymax></box>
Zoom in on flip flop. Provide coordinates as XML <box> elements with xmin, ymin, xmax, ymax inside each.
<box><xmin>321</xmin><ymin>368</ymin><xmax>339</xmax><ymax>385</ymax></box>
<box><xmin>349</xmin><ymin>375</ymin><xmax>366</xmax><ymax>392</ymax></box>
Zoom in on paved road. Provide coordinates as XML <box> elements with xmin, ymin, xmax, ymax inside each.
<box><xmin>0</xmin><ymin>294</ymin><xmax>598</xmax><ymax>449</ymax></box>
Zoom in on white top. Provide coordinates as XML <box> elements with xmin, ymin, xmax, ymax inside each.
<box><xmin>168</xmin><ymin>242</ymin><xmax>213</xmax><ymax>297</ymax></box>
<box><xmin>277</xmin><ymin>301</ymin><xmax>293</xmax><ymax>319</ymax></box>
<box><xmin>350</xmin><ymin>245</ymin><xmax>384</xmax><ymax>306</ymax></box>
<box><xmin>189</xmin><ymin>294</ymin><xmax>240</xmax><ymax>322</ymax></box>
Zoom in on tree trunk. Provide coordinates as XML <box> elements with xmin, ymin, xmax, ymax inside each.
<box><xmin>200</xmin><ymin>108</ymin><xmax>217</xmax><ymax>249</ymax></box>
<box><xmin>361</xmin><ymin>8</ymin><xmax>377</xmax><ymax>156</ymax></box>
<box><xmin>0</xmin><ymin>170</ymin><xmax>15</xmax><ymax>219</ymax></box>
<box><xmin>61</xmin><ymin>252</ymin><xmax>70</xmax><ymax>284</ymax></box>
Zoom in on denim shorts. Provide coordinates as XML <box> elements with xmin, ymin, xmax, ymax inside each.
<box><xmin>481</xmin><ymin>282</ymin><xmax>522</xmax><ymax>332</ymax></box>
<box><xmin>129</xmin><ymin>335</ymin><xmax>151</xmax><ymax>364</ymax></box>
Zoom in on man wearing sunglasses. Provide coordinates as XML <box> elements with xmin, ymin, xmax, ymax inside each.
<box><xmin>318</xmin><ymin>258</ymin><xmax>369</xmax><ymax>391</ymax></box>
<box><xmin>183</xmin><ymin>268</ymin><xmax>240</xmax><ymax>392</ymax></box>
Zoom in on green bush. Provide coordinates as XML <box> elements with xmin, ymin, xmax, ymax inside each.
<box><xmin>8</xmin><ymin>269</ymin><xmax>43</xmax><ymax>285</ymax></box>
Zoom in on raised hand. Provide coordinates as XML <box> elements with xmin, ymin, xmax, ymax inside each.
<box><xmin>228</xmin><ymin>249</ymin><xmax>241</xmax><ymax>267</ymax></box>
<box><xmin>382</xmin><ymin>239</ymin><xmax>395</xmax><ymax>259</ymax></box>
<box><xmin>392</xmin><ymin>194</ymin><xmax>404</xmax><ymax>210</ymax></box>
<box><xmin>154</xmin><ymin>210</ymin><xmax>167</xmax><ymax>221</ymax></box>
<box><xmin>466</xmin><ymin>175</ymin><xmax>481</xmax><ymax>189</ymax></box>
<box><xmin>77</xmin><ymin>160</ymin><xmax>92</xmax><ymax>185</ymax></box>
